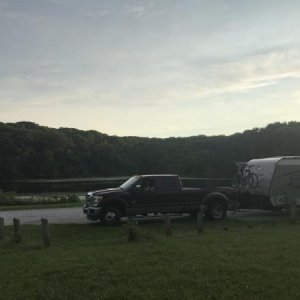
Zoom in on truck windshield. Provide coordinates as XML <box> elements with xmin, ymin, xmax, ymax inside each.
<box><xmin>120</xmin><ymin>176</ymin><xmax>140</xmax><ymax>190</ymax></box>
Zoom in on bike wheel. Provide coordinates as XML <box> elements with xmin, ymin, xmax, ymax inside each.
<box><xmin>240</xmin><ymin>176</ymin><xmax>248</xmax><ymax>191</ymax></box>
<box><xmin>231</xmin><ymin>174</ymin><xmax>240</xmax><ymax>188</ymax></box>
<box><xmin>249</xmin><ymin>173</ymin><xmax>258</xmax><ymax>188</ymax></box>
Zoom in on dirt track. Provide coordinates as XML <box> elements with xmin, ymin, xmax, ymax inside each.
<box><xmin>0</xmin><ymin>207</ymin><xmax>88</xmax><ymax>226</ymax></box>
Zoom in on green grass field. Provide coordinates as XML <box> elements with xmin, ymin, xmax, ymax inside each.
<box><xmin>0</xmin><ymin>218</ymin><xmax>300</xmax><ymax>300</ymax></box>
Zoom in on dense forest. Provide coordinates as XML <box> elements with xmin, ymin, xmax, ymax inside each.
<box><xmin>0</xmin><ymin>121</ymin><xmax>300</xmax><ymax>180</ymax></box>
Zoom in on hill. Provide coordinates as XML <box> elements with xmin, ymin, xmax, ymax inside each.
<box><xmin>0</xmin><ymin>121</ymin><xmax>300</xmax><ymax>179</ymax></box>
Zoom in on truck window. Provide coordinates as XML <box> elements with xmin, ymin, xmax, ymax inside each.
<box><xmin>161</xmin><ymin>177</ymin><xmax>179</xmax><ymax>192</ymax></box>
<box><xmin>139</xmin><ymin>178</ymin><xmax>156</xmax><ymax>192</ymax></box>
<box><xmin>120</xmin><ymin>176</ymin><xmax>139</xmax><ymax>190</ymax></box>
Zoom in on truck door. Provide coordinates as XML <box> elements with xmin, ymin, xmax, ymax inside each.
<box><xmin>132</xmin><ymin>177</ymin><xmax>157</xmax><ymax>214</ymax></box>
<box><xmin>155</xmin><ymin>176</ymin><xmax>183</xmax><ymax>213</ymax></box>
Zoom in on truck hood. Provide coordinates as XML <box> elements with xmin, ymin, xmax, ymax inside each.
<box><xmin>87</xmin><ymin>187</ymin><xmax>122</xmax><ymax>197</ymax></box>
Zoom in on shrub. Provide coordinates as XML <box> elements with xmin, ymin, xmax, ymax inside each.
<box><xmin>60</xmin><ymin>194</ymin><xmax>80</xmax><ymax>203</ymax></box>
<box><xmin>0</xmin><ymin>191</ymin><xmax>80</xmax><ymax>206</ymax></box>
<box><xmin>0</xmin><ymin>190</ymin><xmax>17</xmax><ymax>205</ymax></box>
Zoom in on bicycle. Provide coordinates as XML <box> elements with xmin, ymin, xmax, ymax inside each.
<box><xmin>232</xmin><ymin>163</ymin><xmax>258</xmax><ymax>191</ymax></box>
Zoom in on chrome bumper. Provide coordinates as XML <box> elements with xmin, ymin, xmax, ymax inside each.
<box><xmin>83</xmin><ymin>205</ymin><xmax>102</xmax><ymax>218</ymax></box>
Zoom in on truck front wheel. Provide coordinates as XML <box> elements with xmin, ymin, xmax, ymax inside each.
<box><xmin>100</xmin><ymin>207</ymin><xmax>122</xmax><ymax>226</ymax></box>
<box><xmin>206</xmin><ymin>200</ymin><xmax>227</xmax><ymax>220</ymax></box>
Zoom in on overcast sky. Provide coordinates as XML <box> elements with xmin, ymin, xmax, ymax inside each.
<box><xmin>1</xmin><ymin>0</ymin><xmax>300</xmax><ymax>137</ymax></box>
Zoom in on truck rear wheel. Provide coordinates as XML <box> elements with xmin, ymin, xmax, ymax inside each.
<box><xmin>100</xmin><ymin>207</ymin><xmax>122</xmax><ymax>226</ymax></box>
<box><xmin>206</xmin><ymin>200</ymin><xmax>226</xmax><ymax>220</ymax></box>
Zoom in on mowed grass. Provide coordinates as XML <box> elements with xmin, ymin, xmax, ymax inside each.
<box><xmin>0</xmin><ymin>218</ymin><xmax>300</xmax><ymax>300</ymax></box>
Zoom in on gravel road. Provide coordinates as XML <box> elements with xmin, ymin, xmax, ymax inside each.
<box><xmin>0</xmin><ymin>207</ymin><xmax>291</xmax><ymax>226</ymax></box>
<box><xmin>0</xmin><ymin>207</ymin><xmax>88</xmax><ymax>226</ymax></box>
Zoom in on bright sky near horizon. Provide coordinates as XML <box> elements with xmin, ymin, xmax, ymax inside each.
<box><xmin>1</xmin><ymin>0</ymin><xmax>300</xmax><ymax>137</ymax></box>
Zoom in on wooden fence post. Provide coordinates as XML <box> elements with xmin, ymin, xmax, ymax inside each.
<box><xmin>128</xmin><ymin>216</ymin><xmax>132</xmax><ymax>227</ymax></box>
<box><xmin>0</xmin><ymin>217</ymin><xmax>4</xmax><ymax>240</ymax></box>
<box><xmin>41</xmin><ymin>218</ymin><xmax>50</xmax><ymax>247</ymax></box>
<box><xmin>197</xmin><ymin>211</ymin><xmax>204</xmax><ymax>234</ymax></box>
<box><xmin>13</xmin><ymin>218</ymin><xmax>22</xmax><ymax>243</ymax></box>
<box><xmin>290</xmin><ymin>199</ymin><xmax>296</xmax><ymax>224</ymax></box>
<box><xmin>164</xmin><ymin>213</ymin><xmax>172</xmax><ymax>236</ymax></box>
<box><xmin>127</xmin><ymin>216</ymin><xmax>136</xmax><ymax>242</ymax></box>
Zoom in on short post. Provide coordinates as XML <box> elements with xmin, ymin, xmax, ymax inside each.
<box><xmin>41</xmin><ymin>218</ymin><xmax>50</xmax><ymax>247</ymax></box>
<box><xmin>127</xmin><ymin>216</ymin><xmax>136</xmax><ymax>242</ymax></box>
<box><xmin>0</xmin><ymin>217</ymin><xmax>4</xmax><ymax>240</ymax></box>
<box><xmin>13</xmin><ymin>218</ymin><xmax>22</xmax><ymax>243</ymax></box>
<box><xmin>290</xmin><ymin>199</ymin><xmax>296</xmax><ymax>224</ymax></box>
<box><xmin>128</xmin><ymin>216</ymin><xmax>132</xmax><ymax>227</ymax></box>
<box><xmin>197</xmin><ymin>211</ymin><xmax>204</xmax><ymax>234</ymax></box>
<box><xmin>164</xmin><ymin>213</ymin><xmax>172</xmax><ymax>236</ymax></box>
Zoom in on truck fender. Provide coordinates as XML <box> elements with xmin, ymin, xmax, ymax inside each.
<box><xmin>201</xmin><ymin>192</ymin><xmax>230</xmax><ymax>210</ymax></box>
<box><xmin>102</xmin><ymin>197</ymin><xmax>128</xmax><ymax>216</ymax></box>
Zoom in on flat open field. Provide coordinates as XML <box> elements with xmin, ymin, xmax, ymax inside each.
<box><xmin>1</xmin><ymin>217</ymin><xmax>300</xmax><ymax>300</ymax></box>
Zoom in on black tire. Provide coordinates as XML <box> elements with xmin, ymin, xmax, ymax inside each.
<box><xmin>100</xmin><ymin>207</ymin><xmax>122</xmax><ymax>226</ymax></box>
<box><xmin>206</xmin><ymin>200</ymin><xmax>227</xmax><ymax>220</ymax></box>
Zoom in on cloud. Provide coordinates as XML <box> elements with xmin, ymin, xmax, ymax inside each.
<box><xmin>2</xmin><ymin>47</ymin><xmax>300</xmax><ymax>113</ymax></box>
<box><xmin>123</xmin><ymin>5</ymin><xmax>146</xmax><ymax>18</ymax></box>
<box><xmin>0</xmin><ymin>75</ymin><xmax>66</xmax><ymax>105</ymax></box>
<box><xmin>87</xmin><ymin>8</ymin><xmax>109</xmax><ymax>17</ymax></box>
<box><xmin>0</xmin><ymin>5</ymin><xmax>44</xmax><ymax>22</ymax></box>
<box><xmin>130</xmin><ymin>6</ymin><xmax>145</xmax><ymax>17</ymax></box>
<box><xmin>244</xmin><ymin>81</ymin><xmax>278</xmax><ymax>89</ymax></box>
<box><xmin>122</xmin><ymin>48</ymin><xmax>300</xmax><ymax>107</ymax></box>
<box><xmin>176</xmin><ymin>48</ymin><xmax>300</xmax><ymax>99</ymax></box>
<box><xmin>0</xmin><ymin>12</ymin><xmax>14</xmax><ymax>19</ymax></box>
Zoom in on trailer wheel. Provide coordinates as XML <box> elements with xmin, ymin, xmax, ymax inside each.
<box><xmin>100</xmin><ymin>207</ymin><xmax>122</xmax><ymax>226</ymax></box>
<box><xmin>206</xmin><ymin>200</ymin><xmax>227</xmax><ymax>220</ymax></box>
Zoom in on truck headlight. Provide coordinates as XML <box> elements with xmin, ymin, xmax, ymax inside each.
<box><xmin>93</xmin><ymin>195</ymin><xmax>103</xmax><ymax>206</ymax></box>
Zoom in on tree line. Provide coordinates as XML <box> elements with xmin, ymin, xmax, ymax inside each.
<box><xmin>0</xmin><ymin>121</ymin><xmax>300</xmax><ymax>180</ymax></box>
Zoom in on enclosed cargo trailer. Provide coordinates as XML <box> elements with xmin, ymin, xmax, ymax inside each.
<box><xmin>236</xmin><ymin>157</ymin><xmax>300</xmax><ymax>209</ymax></box>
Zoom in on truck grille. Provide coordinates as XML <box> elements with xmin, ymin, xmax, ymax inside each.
<box><xmin>85</xmin><ymin>194</ymin><xmax>93</xmax><ymax>205</ymax></box>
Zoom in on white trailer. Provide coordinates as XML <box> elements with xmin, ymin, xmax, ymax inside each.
<box><xmin>238</xmin><ymin>156</ymin><xmax>300</xmax><ymax>209</ymax></box>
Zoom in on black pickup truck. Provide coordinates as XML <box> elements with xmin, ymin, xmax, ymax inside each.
<box><xmin>83</xmin><ymin>174</ymin><xmax>237</xmax><ymax>225</ymax></box>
